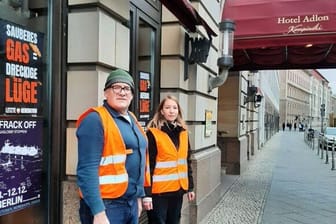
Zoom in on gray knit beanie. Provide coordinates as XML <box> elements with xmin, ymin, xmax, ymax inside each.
<box><xmin>104</xmin><ymin>69</ymin><xmax>135</xmax><ymax>91</ymax></box>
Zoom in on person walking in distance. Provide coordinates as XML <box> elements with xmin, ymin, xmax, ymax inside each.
<box><xmin>144</xmin><ymin>95</ymin><xmax>195</xmax><ymax>224</ymax></box>
<box><xmin>76</xmin><ymin>69</ymin><xmax>152</xmax><ymax>224</ymax></box>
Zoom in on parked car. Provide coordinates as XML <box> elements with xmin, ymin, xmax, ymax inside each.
<box><xmin>320</xmin><ymin>127</ymin><xmax>336</xmax><ymax>151</ymax></box>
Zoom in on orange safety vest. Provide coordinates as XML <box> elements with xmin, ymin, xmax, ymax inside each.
<box><xmin>77</xmin><ymin>106</ymin><xmax>151</xmax><ymax>199</ymax></box>
<box><xmin>149</xmin><ymin>127</ymin><xmax>189</xmax><ymax>194</ymax></box>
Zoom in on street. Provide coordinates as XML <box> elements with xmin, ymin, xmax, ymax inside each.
<box><xmin>201</xmin><ymin>131</ymin><xmax>336</xmax><ymax>224</ymax></box>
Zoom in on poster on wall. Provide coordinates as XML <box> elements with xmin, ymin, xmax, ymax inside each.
<box><xmin>205</xmin><ymin>110</ymin><xmax>213</xmax><ymax>137</ymax></box>
<box><xmin>0</xmin><ymin>18</ymin><xmax>44</xmax><ymax>116</ymax></box>
<box><xmin>138</xmin><ymin>71</ymin><xmax>151</xmax><ymax>128</ymax></box>
<box><xmin>0</xmin><ymin>116</ymin><xmax>43</xmax><ymax>216</ymax></box>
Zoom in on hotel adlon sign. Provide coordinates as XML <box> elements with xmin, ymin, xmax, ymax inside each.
<box><xmin>277</xmin><ymin>14</ymin><xmax>331</xmax><ymax>34</ymax></box>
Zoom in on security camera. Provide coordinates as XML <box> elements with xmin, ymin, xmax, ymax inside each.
<box><xmin>254</xmin><ymin>93</ymin><xmax>263</xmax><ymax>103</ymax></box>
<box><xmin>252</xmin><ymin>91</ymin><xmax>263</xmax><ymax>108</ymax></box>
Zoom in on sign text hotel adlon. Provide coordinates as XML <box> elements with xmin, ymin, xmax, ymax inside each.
<box><xmin>277</xmin><ymin>14</ymin><xmax>329</xmax><ymax>34</ymax></box>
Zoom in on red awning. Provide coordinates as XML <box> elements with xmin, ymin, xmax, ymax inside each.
<box><xmin>222</xmin><ymin>0</ymin><xmax>336</xmax><ymax>70</ymax></box>
<box><xmin>160</xmin><ymin>0</ymin><xmax>217</xmax><ymax>37</ymax></box>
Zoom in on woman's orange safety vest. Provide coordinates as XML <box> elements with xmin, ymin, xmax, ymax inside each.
<box><xmin>149</xmin><ymin>127</ymin><xmax>189</xmax><ymax>194</ymax></box>
<box><xmin>77</xmin><ymin>106</ymin><xmax>151</xmax><ymax>199</ymax></box>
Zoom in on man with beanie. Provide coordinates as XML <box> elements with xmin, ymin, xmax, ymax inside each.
<box><xmin>76</xmin><ymin>69</ymin><xmax>152</xmax><ymax>224</ymax></box>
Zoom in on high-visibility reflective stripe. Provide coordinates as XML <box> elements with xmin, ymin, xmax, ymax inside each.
<box><xmin>100</xmin><ymin>155</ymin><xmax>126</xmax><ymax>166</ymax></box>
<box><xmin>156</xmin><ymin>161</ymin><xmax>177</xmax><ymax>168</ymax></box>
<box><xmin>179</xmin><ymin>172</ymin><xmax>188</xmax><ymax>179</ymax></box>
<box><xmin>153</xmin><ymin>172</ymin><xmax>188</xmax><ymax>182</ymax></box>
<box><xmin>178</xmin><ymin>159</ymin><xmax>187</xmax><ymax>165</ymax></box>
<box><xmin>100</xmin><ymin>173</ymin><xmax>128</xmax><ymax>184</ymax></box>
<box><xmin>153</xmin><ymin>173</ymin><xmax>178</xmax><ymax>182</ymax></box>
<box><xmin>156</xmin><ymin>159</ymin><xmax>187</xmax><ymax>168</ymax></box>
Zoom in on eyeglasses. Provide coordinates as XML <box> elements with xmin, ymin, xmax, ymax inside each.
<box><xmin>109</xmin><ymin>85</ymin><xmax>132</xmax><ymax>94</ymax></box>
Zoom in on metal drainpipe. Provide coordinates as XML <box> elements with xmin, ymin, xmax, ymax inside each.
<box><xmin>208</xmin><ymin>68</ymin><xmax>229</xmax><ymax>92</ymax></box>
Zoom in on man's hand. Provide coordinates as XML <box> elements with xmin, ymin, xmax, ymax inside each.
<box><xmin>93</xmin><ymin>211</ymin><xmax>110</xmax><ymax>224</ymax></box>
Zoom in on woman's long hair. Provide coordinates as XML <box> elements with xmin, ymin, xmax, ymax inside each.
<box><xmin>147</xmin><ymin>95</ymin><xmax>187</xmax><ymax>129</ymax></box>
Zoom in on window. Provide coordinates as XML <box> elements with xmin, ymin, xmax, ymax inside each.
<box><xmin>0</xmin><ymin>1</ymin><xmax>52</xmax><ymax>223</ymax></box>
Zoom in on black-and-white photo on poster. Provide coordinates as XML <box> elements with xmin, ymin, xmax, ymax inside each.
<box><xmin>0</xmin><ymin>116</ymin><xmax>43</xmax><ymax>216</ymax></box>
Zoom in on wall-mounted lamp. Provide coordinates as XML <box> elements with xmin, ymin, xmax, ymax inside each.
<box><xmin>187</xmin><ymin>35</ymin><xmax>212</xmax><ymax>64</ymax></box>
<box><xmin>244</xmin><ymin>84</ymin><xmax>263</xmax><ymax>108</ymax></box>
<box><xmin>208</xmin><ymin>19</ymin><xmax>235</xmax><ymax>92</ymax></box>
<box><xmin>184</xmin><ymin>33</ymin><xmax>213</xmax><ymax>80</ymax></box>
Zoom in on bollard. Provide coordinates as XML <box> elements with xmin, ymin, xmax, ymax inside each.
<box><xmin>312</xmin><ymin>134</ymin><xmax>315</xmax><ymax>150</ymax></box>
<box><xmin>304</xmin><ymin>131</ymin><xmax>307</xmax><ymax>143</ymax></box>
<box><xmin>325</xmin><ymin>138</ymin><xmax>330</xmax><ymax>164</ymax></box>
<box><xmin>317</xmin><ymin>135</ymin><xmax>320</xmax><ymax>155</ymax></box>
<box><xmin>332</xmin><ymin>139</ymin><xmax>335</xmax><ymax>170</ymax></box>
<box><xmin>318</xmin><ymin>134</ymin><xmax>322</xmax><ymax>155</ymax></box>
<box><xmin>321</xmin><ymin>136</ymin><xmax>324</xmax><ymax>160</ymax></box>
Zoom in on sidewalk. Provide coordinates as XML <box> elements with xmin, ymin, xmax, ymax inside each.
<box><xmin>201</xmin><ymin>131</ymin><xmax>336</xmax><ymax>224</ymax></box>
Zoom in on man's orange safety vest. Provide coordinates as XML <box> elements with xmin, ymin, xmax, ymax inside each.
<box><xmin>77</xmin><ymin>106</ymin><xmax>151</xmax><ymax>199</ymax></box>
<box><xmin>148</xmin><ymin>127</ymin><xmax>189</xmax><ymax>194</ymax></box>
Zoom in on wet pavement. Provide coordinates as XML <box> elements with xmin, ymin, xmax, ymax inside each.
<box><xmin>201</xmin><ymin>131</ymin><xmax>336</xmax><ymax>224</ymax></box>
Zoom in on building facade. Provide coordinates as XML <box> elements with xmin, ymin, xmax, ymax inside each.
<box><xmin>329</xmin><ymin>95</ymin><xmax>336</xmax><ymax>126</ymax></box>
<box><xmin>0</xmin><ymin>0</ymin><xmax>228</xmax><ymax>223</ymax></box>
<box><xmin>258</xmin><ymin>70</ymin><xmax>280</xmax><ymax>145</ymax></box>
<box><xmin>217</xmin><ymin>70</ymin><xmax>279</xmax><ymax>175</ymax></box>
<box><xmin>279</xmin><ymin>70</ymin><xmax>330</xmax><ymax>132</ymax></box>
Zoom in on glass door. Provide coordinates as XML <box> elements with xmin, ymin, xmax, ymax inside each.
<box><xmin>130</xmin><ymin>3</ymin><xmax>161</xmax><ymax>128</ymax></box>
